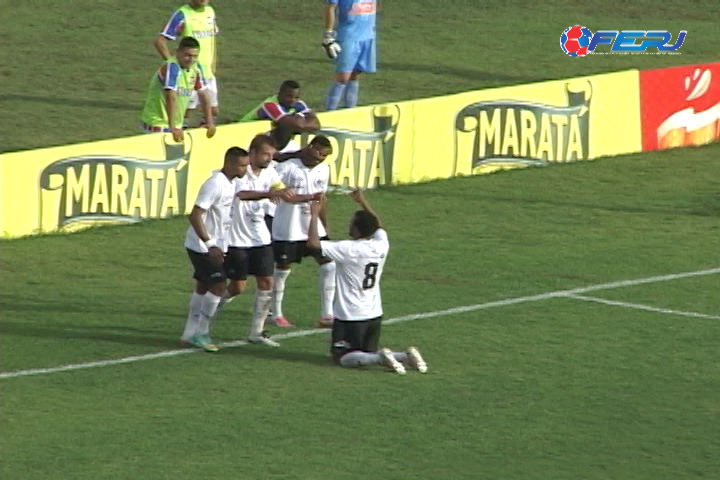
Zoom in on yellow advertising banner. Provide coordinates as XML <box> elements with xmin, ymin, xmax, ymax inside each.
<box><xmin>0</xmin><ymin>123</ymin><xmax>266</xmax><ymax>238</ymax></box>
<box><xmin>0</xmin><ymin>104</ymin><xmax>410</xmax><ymax>238</ymax></box>
<box><xmin>294</xmin><ymin>103</ymin><xmax>412</xmax><ymax>189</ymax></box>
<box><xmin>0</xmin><ymin>70</ymin><xmax>641</xmax><ymax>239</ymax></box>
<box><xmin>398</xmin><ymin>69</ymin><xmax>642</xmax><ymax>183</ymax></box>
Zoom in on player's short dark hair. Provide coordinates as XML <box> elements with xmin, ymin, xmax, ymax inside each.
<box><xmin>310</xmin><ymin>135</ymin><xmax>332</xmax><ymax>149</ymax></box>
<box><xmin>225</xmin><ymin>146</ymin><xmax>248</xmax><ymax>163</ymax></box>
<box><xmin>279</xmin><ymin>80</ymin><xmax>301</xmax><ymax>92</ymax></box>
<box><xmin>178</xmin><ymin>36</ymin><xmax>201</xmax><ymax>50</ymax></box>
<box><xmin>353</xmin><ymin>210</ymin><xmax>380</xmax><ymax>238</ymax></box>
<box><xmin>249</xmin><ymin>134</ymin><xmax>276</xmax><ymax>152</ymax></box>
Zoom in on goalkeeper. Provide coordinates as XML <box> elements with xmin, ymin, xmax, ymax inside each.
<box><xmin>322</xmin><ymin>0</ymin><xmax>378</xmax><ymax>111</ymax></box>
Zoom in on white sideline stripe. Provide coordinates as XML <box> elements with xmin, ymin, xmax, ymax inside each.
<box><xmin>2</xmin><ymin>266</ymin><xmax>719</xmax><ymax>380</ymax></box>
<box><xmin>564</xmin><ymin>294</ymin><xmax>720</xmax><ymax>321</ymax></box>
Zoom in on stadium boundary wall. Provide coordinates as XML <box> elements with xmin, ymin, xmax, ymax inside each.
<box><xmin>2</xmin><ymin>64</ymin><xmax>718</xmax><ymax>238</ymax></box>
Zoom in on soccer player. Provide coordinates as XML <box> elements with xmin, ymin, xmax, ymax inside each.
<box><xmin>181</xmin><ymin>147</ymin><xmax>248</xmax><ymax>352</ymax></box>
<box><xmin>271</xmin><ymin>136</ymin><xmax>336</xmax><ymax>329</ymax></box>
<box><xmin>224</xmin><ymin>135</ymin><xmax>294</xmax><ymax>347</ymax></box>
<box><xmin>154</xmin><ymin>0</ymin><xmax>219</xmax><ymax>124</ymax></box>
<box><xmin>240</xmin><ymin>80</ymin><xmax>321</xmax><ymax>153</ymax></box>
<box><xmin>306</xmin><ymin>190</ymin><xmax>428</xmax><ymax>374</ymax></box>
<box><xmin>141</xmin><ymin>36</ymin><xmax>216</xmax><ymax>142</ymax></box>
<box><xmin>322</xmin><ymin>0</ymin><xmax>378</xmax><ymax>111</ymax></box>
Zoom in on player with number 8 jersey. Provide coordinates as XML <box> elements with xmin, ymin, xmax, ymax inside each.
<box><xmin>307</xmin><ymin>190</ymin><xmax>428</xmax><ymax>375</ymax></box>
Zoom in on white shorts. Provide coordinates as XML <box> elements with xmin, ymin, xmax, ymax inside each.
<box><xmin>189</xmin><ymin>77</ymin><xmax>219</xmax><ymax>109</ymax></box>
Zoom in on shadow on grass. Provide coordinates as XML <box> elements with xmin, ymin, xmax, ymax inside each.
<box><xmin>224</xmin><ymin>344</ymin><xmax>331</xmax><ymax>368</ymax></box>
<box><xmin>0</xmin><ymin>320</ymin><xmax>179</xmax><ymax>348</ymax></box>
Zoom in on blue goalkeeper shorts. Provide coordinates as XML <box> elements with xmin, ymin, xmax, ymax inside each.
<box><xmin>335</xmin><ymin>38</ymin><xmax>376</xmax><ymax>74</ymax></box>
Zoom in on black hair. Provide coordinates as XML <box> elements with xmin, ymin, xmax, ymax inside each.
<box><xmin>178</xmin><ymin>36</ymin><xmax>201</xmax><ymax>50</ymax></box>
<box><xmin>353</xmin><ymin>210</ymin><xmax>380</xmax><ymax>238</ymax></box>
<box><xmin>225</xmin><ymin>146</ymin><xmax>249</xmax><ymax>163</ymax></box>
<box><xmin>279</xmin><ymin>80</ymin><xmax>301</xmax><ymax>92</ymax></box>
<box><xmin>309</xmin><ymin>135</ymin><xmax>332</xmax><ymax>149</ymax></box>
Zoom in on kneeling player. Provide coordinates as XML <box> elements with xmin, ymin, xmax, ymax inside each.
<box><xmin>306</xmin><ymin>190</ymin><xmax>427</xmax><ymax>374</ymax></box>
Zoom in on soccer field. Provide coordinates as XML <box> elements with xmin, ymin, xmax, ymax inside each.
<box><xmin>2</xmin><ymin>145</ymin><xmax>720</xmax><ymax>479</ymax></box>
<box><xmin>2</xmin><ymin>0</ymin><xmax>720</xmax><ymax>479</ymax></box>
<box><xmin>1</xmin><ymin>0</ymin><xmax>719</xmax><ymax>153</ymax></box>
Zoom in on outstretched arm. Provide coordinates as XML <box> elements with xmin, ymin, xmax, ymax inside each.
<box><xmin>275</xmin><ymin>112</ymin><xmax>319</xmax><ymax>132</ymax></box>
<box><xmin>236</xmin><ymin>188</ymin><xmax>293</xmax><ymax>202</ymax></box>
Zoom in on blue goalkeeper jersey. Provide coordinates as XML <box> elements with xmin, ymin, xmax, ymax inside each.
<box><xmin>328</xmin><ymin>0</ymin><xmax>377</xmax><ymax>42</ymax></box>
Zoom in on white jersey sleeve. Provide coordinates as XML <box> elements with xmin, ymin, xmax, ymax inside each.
<box><xmin>319</xmin><ymin>239</ymin><xmax>355</xmax><ymax>264</ymax></box>
<box><xmin>371</xmin><ymin>228</ymin><xmax>388</xmax><ymax>243</ymax></box>
<box><xmin>194</xmin><ymin>176</ymin><xmax>221</xmax><ymax>211</ymax></box>
<box><xmin>184</xmin><ymin>172</ymin><xmax>235</xmax><ymax>253</ymax></box>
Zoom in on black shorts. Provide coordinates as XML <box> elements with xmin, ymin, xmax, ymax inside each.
<box><xmin>187</xmin><ymin>248</ymin><xmax>226</xmax><ymax>286</ymax></box>
<box><xmin>330</xmin><ymin>317</ymin><xmax>383</xmax><ymax>359</ymax></box>
<box><xmin>272</xmin><ymin>236</ymin><xmax>330</xmax><ymax>265</ymax></box>
<box><xmin>224</xmin><ymin>245</ymin><xmax>275</xmax><ymax>280</ymax></box>
<box><xmin>264</xmin><ymin>215</ymin><xmax>274</xmax><ymax>234</ymax></box>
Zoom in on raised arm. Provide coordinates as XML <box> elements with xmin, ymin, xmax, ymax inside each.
<box><xmin>349</xmin><ymin>189</ymin><xmax>382</xmax><ymax>228</ymax></box>
<box><xmin>307</xmin><ymin>198</ymin><xmax>324</xmax><ymax>250</ymax></box>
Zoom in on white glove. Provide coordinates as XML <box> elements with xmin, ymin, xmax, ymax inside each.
<box><xmin>322</xmin><ymin>31</ymin><xmax>341</xmax><ymax>59</ymax></box>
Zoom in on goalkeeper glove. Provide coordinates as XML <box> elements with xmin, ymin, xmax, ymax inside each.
<box><xmin>322</xmin><ymin>31</ymin><xmax>341</xmax><ymax>59</ymax></box>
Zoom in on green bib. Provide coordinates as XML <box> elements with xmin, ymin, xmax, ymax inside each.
<box><xmin>178</xmin><ymin>4</ymin><xmax>217</xmax><ymax>79</ymax></box>
<box><xmin>140</xmin><ymin>58</ymin><xmax>201</xmax><ymax>129</ymax></box>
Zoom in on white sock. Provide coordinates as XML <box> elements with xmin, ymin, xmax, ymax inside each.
<box><xmin>198</xmin><ymin>292</ymin><xmax>222</xmax><ymax>336</ymax></box>
<box><xmin>272</xmin><ymin>269</ymin><xmax>291</xmax><ymax>318</ymax></box>
<box><xmin>181</xmin><ymin>292</ymin><xmax>204</xmax><ymax>340</ymax></box>
<box><xmin>249</xmin><ymin>289</ymin><xmax>272</xmax><ymax>337</ymax></box>
<box><xmin>339</xmin><ymin>351</ymin><xmax>382</xmax><ymax>368</ymax></box>
<box><xmin>318</xmin><ymin>262</ymin><xmax>336</xmax><ymax>318</ymax></box>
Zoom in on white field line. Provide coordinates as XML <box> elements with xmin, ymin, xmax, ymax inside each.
<box><xmin>563</xmin><ymin>294</ymin><xmax>720</xmax><ymax>321</ymax></box>
<box><xmin>2</xmin><ymin>266</ymin><xmax>719</xmax><ymax>380</ymax></box>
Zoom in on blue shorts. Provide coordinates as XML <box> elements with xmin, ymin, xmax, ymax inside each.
<box><xmin>335</xmin><ymin>38</ymin><xmax>376</xmax><ymax>74</ymax></box>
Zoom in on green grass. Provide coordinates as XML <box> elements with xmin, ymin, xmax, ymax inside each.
<box><xmin>2</xmin><ymin>144</ymin><xmax>720</xmax><ymax>479</ymax></box>
<box><xmin>2</xmin><ymin>1</ymin><xmax>720</xmax><ymax>478</ymax></box>
<box><xmin>1</xmin><ymin>0</ymin><xmax>719</xmax><ymax>153</ymax></box>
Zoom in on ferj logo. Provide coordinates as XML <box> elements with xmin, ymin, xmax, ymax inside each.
<box><xmin>560</xmin><ymin>25</ymin><xmax>686</xmax><ymax>56</ymax></box>
<box><xmin>37</xmin><ymin>136</ymin><xmax>191</xmax><ymax>233</ymax></box>
<box><xmin>299</xmin><ymin>105</ymin><xmax>399</xmax><ymax>189</ymax></box>
<box><xmin>453</xmin><ymin>81</ymin><xmax>592</xmax><ymax>175</ymax></box>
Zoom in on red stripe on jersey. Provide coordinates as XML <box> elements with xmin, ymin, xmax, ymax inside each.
<box><xmin>261</xmin><ymin>102</ymin><xmax>285</xmax><ymax>122</ymax></box>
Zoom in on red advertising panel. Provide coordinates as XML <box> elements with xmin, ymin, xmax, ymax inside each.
<box><xmin>640</xmin><ymin>63</ymin><xmax>720</xmax><ymax>151</ymax></box>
